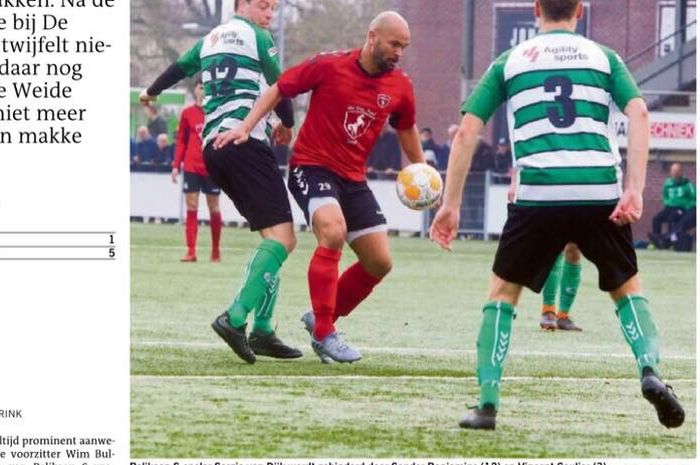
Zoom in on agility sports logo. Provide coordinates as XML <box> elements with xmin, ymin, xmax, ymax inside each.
<box><xmin>522</xmin><ymin>45</ymin><xmax>539</xmax><ymax>62</ymax></box>
<box><xmin>343</xmin><ymin>106</ymin><xmax>376</xmax><ymax>143</ymax></box>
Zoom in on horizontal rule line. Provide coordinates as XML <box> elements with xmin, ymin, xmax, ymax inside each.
<box><xmin>0</xmin><ymin>258</ymin><xmax>116</xmax><ymax>261</ymax></box>
<box><xmin>0</xmin><ymin>245</ymin><xmax>115</xmax><ymax>248</ymax></box>
<box><xmin>0</xmin><ymin>231</ymin><xmax>116</xmax><ymax>234</ymax></box>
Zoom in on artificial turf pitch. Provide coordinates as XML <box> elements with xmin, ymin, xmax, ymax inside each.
<box><xmin>131</xmin><ymin>222</ymin><xmax>695</xmax><ymax>458</ymax></box>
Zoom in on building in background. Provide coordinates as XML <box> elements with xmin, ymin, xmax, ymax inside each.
<box><xmin>395</xmin><ymin>0</ymin><xmax>696</xmax><ymax>238</ymax></box>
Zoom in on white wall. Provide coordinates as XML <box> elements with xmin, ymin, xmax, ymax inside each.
<box><xmin>131</xmin><ymin>172</ymin><xmax>426</xmax><ymax>232</ymax></box>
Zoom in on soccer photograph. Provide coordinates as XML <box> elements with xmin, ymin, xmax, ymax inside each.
<box><xmin>129</xmin><ymin>0</ymin><xmax>696</xmax><ymax>459</ymax></box>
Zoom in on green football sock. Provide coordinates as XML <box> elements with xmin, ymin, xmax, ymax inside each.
<box><xmin>227</xmin><ymin>239</ymin><xmax>288</xmax><ymax>329</ymax></box>
<box><xmin>616</xmin><ymin>295</ymin><xmax>660</xmax><ymax>379</ymax></box>
<box><xmin>252</xmin><ymin>272</ymin><xmax>279</xmax><ymax>334</ymax></box>
<box><xmin>476</xmin><ymin>301</ymin><xmax>515</xmax><ymax>410</ymax></box>
<box><xmin>558</xmin><ymin>261</ymin><xmax>581</xmax><ymax>314</ymax></box>
<box><xmin>542</xmin><ymin>254</ymin><xmax>563</xmax><ymax>307</ymax></box>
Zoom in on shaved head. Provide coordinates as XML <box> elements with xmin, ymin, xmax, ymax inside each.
<box><xmin>369</xmin><ymin>11</ymin><xmax>409</xmax><ymax>35</ymax></box>
<box><xmin>362</xmin><ymin>11</ymin><xmax>411</xmax><ymax>74</ymax></box>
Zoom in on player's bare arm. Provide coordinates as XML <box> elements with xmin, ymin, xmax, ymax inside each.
<box><xmin>609</xmin><ymin>97</ymin><xmax>649</xmax><ymax>226</ymax></box>
<box><xmin>213</xmin><ymin>84</ymin><xmax>284</xmax><ymax>149</ymax></box>
<box><xmin>395</xmin><ymin>125</ymin><xmax>425</xmax><ymax>164</ymax></box>
<box><xmin>429</xmin><ymin>113</ymin><xmax>483</xmax><ymax>250</ymax></box>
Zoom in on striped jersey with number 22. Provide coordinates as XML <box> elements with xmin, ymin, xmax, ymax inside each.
<box><xmin>462</xmin><ymin>30</ymin><xmax>642</xmax><ymax>206</ymax></box>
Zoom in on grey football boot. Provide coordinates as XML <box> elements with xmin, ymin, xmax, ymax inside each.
<box><xmin>312</xmin><ymin>332</ymin><xmax>362</xmax><ymax>363</ymax></box>
<box><xmin>300</xmin><ymin>311</ymin><xmax>334</xmax><ymax>364</ymax></box>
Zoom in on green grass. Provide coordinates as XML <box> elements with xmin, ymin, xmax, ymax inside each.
<box><xmin>131</xmin><ymin>222</ymin><xmax>696</xmax><ymax>458</ymax></box>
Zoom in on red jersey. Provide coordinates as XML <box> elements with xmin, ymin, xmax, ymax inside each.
<box><xmin>173</xmin><ymin>104</ymin><xmax>208</xmax><ymax>176</ymax></box>
<box><xmin>277</xmin><ymin>49</ymin><xmax>416</xmax><ymax>181</ymax></box>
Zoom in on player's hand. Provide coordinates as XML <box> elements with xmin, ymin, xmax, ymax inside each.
<box><xmin>609</xmin><ymin>189</ymin><xmax>643</xmax><ymax>226</ymax></box>
<box><xmin>139</xmin><ymin>89</ymin><xmax>157</xmax><ymax>105</ymax></box>
<box><xmin>271</xmin><ymin>123</ymin><xmax>293</xmax><ymax>146</ymax></box>
<box><xmin>507</xmin><ymin>182</ymin><xmax>516</xmax><ymax>203</ymax></box>
<box><xmin>171</xmin><ymin>167</ymin><xmax>179</xmax><ymax>183</ymax></box>
<box><xmin>429</xmin><ymin>204</ymin><xmax>460</xmax><ymax>251</ymax></box>
<box><xmin>213</xmin><ymin>127</ymin><xmax>249</xmax><ymax>150</ymax></box>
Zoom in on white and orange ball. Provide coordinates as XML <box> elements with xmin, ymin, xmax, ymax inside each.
<box><xmin>396</xmin><ymin>163</ymin><xmax>443</xmax><ymax>210</ymax></box>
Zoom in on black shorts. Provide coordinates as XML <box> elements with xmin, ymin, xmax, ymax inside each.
<box><xmin>493</xmin><ymin>204</ymin><xmax>638</xmax><ymax>292</ymax></box>
<box><xmin>183</xmin><ymin>171</ymin><xmax>221</xmax><ymax>195</ymax></box>
<box><xmin>203</xmin><ymin>139</ymin><xmax>292</xmax><ymax>231</ymax></box>
<box><xmin>287</xmin><ymin>165</ymin><xmax>387</xmax><ymax>242</ymax></box>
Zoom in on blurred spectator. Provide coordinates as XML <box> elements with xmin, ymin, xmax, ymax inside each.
<box><xmin>438</xmin><ymin>124</ymin><xmax>459</xmax><ymax>171</ymax></box>
<box><xmin>494</xmin><ymin>138</ymin><xmax>512</xmax><ymax>174</ymax></box>
<box><xmin>367</xmin><ymin>125</ymin><xmax>402</xmax><ymax>178</ymax></box>
<box><xmin>154</xmin><ymin>133</ymin><xmax>174</xmax><ymax>165</ymax></box>
<box><xmin>134</xmin><ymin>125</ymin><xmax>157</xmax><ymax>164</ymax></box>
<box><xmin>145</xmin><ymin>104</ymin><xmax>167</xmax><ymax>138</ymax></box>
<box><xmin>470</xmin><ymin>135</ymin><xmax>494</xmax><ymax>172</ymax></box>
<box><xmin>130</xmin><ymin>137</ymin><xmax>136</xmax><ymax>162</ymax></box>
<box><xmin>649</xmin><ymin>162</ymin><xmax>696</xmax><ymax>249</ymax></box>
<box><xmin>420</xmin><ymin>127</ymin><xmax>440</xmax><ymax>168</ymax></box>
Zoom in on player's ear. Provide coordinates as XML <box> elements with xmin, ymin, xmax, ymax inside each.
<box><xmin>575</xmin><ymin>2</ymin><xmax>584</xmax><ymax>20</ymax></box>
<box><xmin>368</xmin><ymin>30</ymin><xmax>377</xmax><ymax>47</ymax></box>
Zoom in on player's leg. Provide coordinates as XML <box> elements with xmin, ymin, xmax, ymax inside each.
<box><xmin>205</xmin><ymin>140</ymin><xmax>300</xmax><ymax>363</ymax></box>
<box><xmin>334</xmin><ymin>232</ymin><xmax>389</xmax><ymax>321</ymax></box>
<box><xmin>181</xmin><ymin>174</ymin><xmax>200</xmax><ymax>262</ymax></box>
<box><xmin>463</xmin><ymin>275</ymin><xmax>522</xmax><ymax>427</ymax></box>
<box><xmin>556</xmin><ymin>242</ymin><xmax>582</xmax><ymax>331</ymax></box>
<box><xmin>204</xmin><ymin>176</ymin><xmax>222</xmax><ymax>262</ymax></box>
<box><xmin>246</xmin><ymin>220</ymin><xmax>302</xmax><ymax>359</ymax></box>
<box><xmin>539</xmin><ymin>253</ymin><xmax>562</xmax><ymax>330</ymax></box>
<box><xmin>609</xmin><ymin>276</ymin><xmax>684</xmax><ymax>428</ymax></box>
<box><xmin>288</xmin><ymin>166</ymin><xmax>360</xmax><ymax>363</ymax></box>
<box><xmin>461</xmin><ymin>204</ymin><xmax>566</xmax><ymax>430</ymax></box>
<box><xmin>576</xmin><ymin>205</ymin><xmax>683</xmax><ymax>428</ymax></box>
<box><xmin>334</xmin><ymin>183</ymin><xmax>390</xmax><ymax>321</ymax></box>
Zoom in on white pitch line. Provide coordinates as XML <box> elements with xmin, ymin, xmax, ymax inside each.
<box><xmin>133</xmin><ymin>340</ymin><xmax>696</xmax><ymax>360</ymax></box>
<box><xmin>131</xmin><ymin>374</ymin><xmax>697</xmax><ymax>383</ymax></box>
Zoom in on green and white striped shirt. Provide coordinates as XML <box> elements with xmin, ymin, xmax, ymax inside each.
<box><xmin>463</xmin><ymin>30</ymin><xmax>642</xmax><ymax>206</ymax></box>
<box><xmin>177</xmin><ymin>16</ymin><xmax>281</xmax><ymax>146</ymax></box>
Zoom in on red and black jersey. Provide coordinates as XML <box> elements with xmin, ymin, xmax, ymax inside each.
<box><xmin>173</xmin><ymin>104</ymin><xmax>208</xmax><ymax>176</ymax></box>
<box><xmin>277</xmin><ymin>49</ymin><xmax>416</xmax><ymax>182</ymax></box>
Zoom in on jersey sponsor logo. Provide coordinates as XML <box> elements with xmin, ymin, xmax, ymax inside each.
<box><xmin>522</xmin><ymin>45</ymin><xmax>539</xmax><ymax>62</ymax></box>
<box><xmin>210</xmin><ymin>30</ymin><xmax>243</xmax><ymax>47</ymax></box>
<box><xmin>543</xmin><ymin>45</ymin><xmax>589</xmax><ymax>62</ymax></box>
<box><xmin>377</xmin><ymin>93</ymin><xmax>391</xmax><ymax>109</ymax></box>
<box><xmin>343</xmin><ymin>106</ymin><xmax>376</xmax><ymax>143</ymax></box>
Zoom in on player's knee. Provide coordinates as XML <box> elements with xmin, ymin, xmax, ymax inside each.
<box><xmin>262</xmin><ymin>224</ymin><xmax>297</xmax><ymax>253</ymax></box>
<box><xmin>314</xmin><ymin>219</ymin><xmax>347</xmax><ymax>249</ymax></box>
<box><xmin>369</xmin><ymin>256</ymin><xmax>392</xmax><ymax>278</ymax></box>
<box><xmin>272</xmin><ymin>234</ymin><xmax>296</xmax><ymax>254</ymax></box>
<box><xmin>284</xmin><ymin>234</ymin><xmax>298</xmax><ymax>253</ymax></box>
<box><xmin>564</xmin><ymin>243</ymin><xmax>581</xmax><ymax>263</ymax></box>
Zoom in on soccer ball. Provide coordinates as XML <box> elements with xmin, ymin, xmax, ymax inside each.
<box><xmin>396</xmin><ymin>163</ymin><xmax>443</xmax><ymax>210</ymax></box>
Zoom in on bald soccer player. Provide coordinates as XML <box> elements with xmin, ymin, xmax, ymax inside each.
<box><xmin>214</xmin><ymin>11</ymin><xmax>426</xmax><ymax>363</ymax></box>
